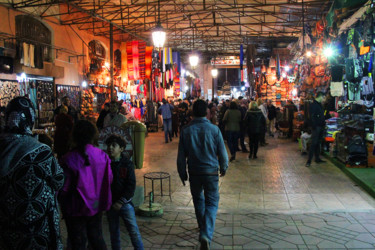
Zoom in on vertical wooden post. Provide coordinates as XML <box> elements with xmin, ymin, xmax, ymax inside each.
<box><xmin>110</xmin><ymin>23</ymin><xmax>114</xmax><ymax>100</ymax></box>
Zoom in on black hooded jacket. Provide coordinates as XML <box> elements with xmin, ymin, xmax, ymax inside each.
<box><xmin>244</xmin><ymin>109</ymin><xmax>266</xmax><ymax>134</ymax></box>
<box><xmin>110</xmin><ymin>154</ymin><xmax>136</xmax><ymax>203</ymax></box>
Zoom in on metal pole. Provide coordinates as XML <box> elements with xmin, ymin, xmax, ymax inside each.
<box><xmin>212</xmin><ymin>77</ymin><xmax>214</xmax><ymax>100</ymax></box>
<box><xmin>110</xmin><ymin>23</ymin><xmax>114</xmax><ymax>100</ymax></box>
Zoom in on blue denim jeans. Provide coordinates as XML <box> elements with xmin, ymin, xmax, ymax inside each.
<box><xmin>189</xmin><ymin>175</ymin><xmax>219</xmax><ymax>243</ymax></box>
<box><xmin>226</xmin><ymin>131</ymin><xmax>239</xmax><ymax>157</ymax></box>
<box><xmin>163</xmin><ymin>118</ymin><xmax>172</xmax><ymax>142</ymax></box>
<box><xmin>106</xmin><ymin>202</ymin><xmax>144</xmax><ymax>250</ymax></box>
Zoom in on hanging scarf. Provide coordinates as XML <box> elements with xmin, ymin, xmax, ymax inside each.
<box><xmin>276</xmin><ymin>54</ymin><xmax>281</xmax><ymax>80</ymax></box>
<box><xmin>132</xmin><ymin>40</ymin><xmax>140</xmax><ymax>80</ymax></box>
<box><xmin>120</xmin><ymin>42</ymin><xmax>128</xmax><ymax>83</ymax></box>
<box><xmin>127</xmin><ymin>42</ymin><xmax>134</xmax><ymax>80</ymax></box>
<box><xmin>138</xmin><ymin>41</ymin><xmax>146</xmax><ymax>79</ymax></box>
<box><xmin>145</xmin><ymin>46</ymin><xmax>153</xmax><ymax>79</ymax></box>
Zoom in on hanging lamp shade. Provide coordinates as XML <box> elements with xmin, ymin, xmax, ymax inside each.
<box><xmin>189</xmin><ymin>54</ymin><xmax>199</xmax><ymax>69</ymax></box>
<box><xmin>152</xmin><ymin>23</ymin><xmax>166</xmax><ymax>49</ymax></box>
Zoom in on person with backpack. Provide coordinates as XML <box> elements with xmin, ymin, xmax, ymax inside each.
<box><xmin>306</xmin><ymin>92</ymin><xmax>326</xmax><ymax>167</ymax></box>
<box><xmin>59</xmin><ymin>120</ymin><xmax>113</xmax><ymax>249</ymax></box>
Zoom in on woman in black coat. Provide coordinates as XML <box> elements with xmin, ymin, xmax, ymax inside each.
<box><xmin>244</xmin><ymin>101</ymin><xmax>266</xmax><ymax>159</ymax></box>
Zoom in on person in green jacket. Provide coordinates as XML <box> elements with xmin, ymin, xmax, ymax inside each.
<box><xmin>223</xmin><ymin>101</ymin><xmax>242</xmax><ymax>162</ymax></box>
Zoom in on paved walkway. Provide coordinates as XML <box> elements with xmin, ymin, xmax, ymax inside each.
<box><xmin>61</xmin><ymin>132</ymin><xmax>375</xmax><ymax>249</ymax></box>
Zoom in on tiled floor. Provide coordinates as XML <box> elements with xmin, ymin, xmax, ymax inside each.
<box><xmin>61</xmin><ymin>132</ymin><xmax>375</xmax><ymax>249</ymax></box>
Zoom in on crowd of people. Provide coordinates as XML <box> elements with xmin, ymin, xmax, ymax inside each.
<box><xmin>156</xmin><ymin>96</ymin><xmax>288</xmax><ymax>162</ymax></box>
<box><xmin>0</xmin><ymin>91</ymin><xmax>329</xmax><ymax>250</ymax></box>
<box><xmin>0</xmin><ymin>96</ymin><xmax>143</xmax><ymax>250</ymax></box>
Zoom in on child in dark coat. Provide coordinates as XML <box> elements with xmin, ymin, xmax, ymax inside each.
<box><xmin>105</xmin><ymin>135</ymin><xmax>144</xmax><ymax>250</ymax></box>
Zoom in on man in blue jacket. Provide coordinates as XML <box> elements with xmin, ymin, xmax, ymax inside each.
<box><xmin>306</xmin><ymin>92</ymin><xmax>326</xmax><ymax>167</ymax></box>
<box><xmin>177</xmin><ymin>99</ymin><xmax>229</xmax><ymax>250</ymax></box>
<box><xmin>158</xmin><ymin>98</ymin><xmax>174</xmax><ymax>143</ymax></box>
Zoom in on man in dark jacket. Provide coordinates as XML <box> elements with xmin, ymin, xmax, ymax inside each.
<box><xmin>105</xmin><ymin>135</ymin><xmax>144</xmax><ymax>249</ymax></box>
<box><xmin>306</xmin><ymin>92</ymin><xmax>326</xmax><ymax>167</ymax></box>
<box><xmin>96</xmin><ymin>102</ymin><xmax>110</xmax><ymax>130</ymax></box>
<box><xmin>244</xmin><ymin>101</ymin><xmax>266</xmax><ymax>159</ymax></box>
<box><xmin>54</xmin><ymin>96</ymin><xmax>78</xmax><ymax>122</ymax></box>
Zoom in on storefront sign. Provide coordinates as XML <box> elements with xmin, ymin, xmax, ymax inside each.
<box><xmin>211</xmin><ymin>56</ymin><xmax>245</xmax><ymax>66</ymax></box>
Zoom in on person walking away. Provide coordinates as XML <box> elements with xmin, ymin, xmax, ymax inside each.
<box><xmin>171</xmin><ymin>102</ymin><xmax>179</xmax><ymax>138</ymax></box>
<box><xmin>59</xmin><ymin>120</ymin><xmax>113</xmax><ymax>249</ymax></box>
<box><xmin>244</xmin><ymin>101</ymin><xmax>266</xmax><ymax>159</ymax></box>
<box><xmin>104</xmin><ymin>101</ymin><xmax>128</xmax><ymax>128</ymax></box>
<box><xmin>306</xmin><ymin>92</ymin><xmax>326</xmax><ymax>167</ymax></box>
<box><xmin>97</xmin><ymin>102</ymin><xmax>110</xmax><ymax>130</ymax></box>
<box><xmin>267</xmin><ymin>100</ymin><xmax>276</xmax><ymax>137</ymax></box>
<box><xmin>284</xmin><ymin>100</ymin><xmax>297</xmax><ymax>138</ymax></box>
<box><xmin>0</xmin><ymin>97</ymin><xmax>64</xmax><ymax>249</ymax></box>
<box><xmin>223</xmin><ymin>101</ymin><xmax>242</xmax><ymax>162</ymax></box>
<box><xmin>55</xmin><ymin>96</ymin><xmax>78</xmax><ymax>122</ymax></box>
<box><xmin>177</xmin><ymin>99</ymin><xmax>228</xmax><ymax>250</ymax></box>
<box><xmin>54</xmin><ymin>104</ymin><xmax>74</xmax><ymax>160</ymax></box>
<box><xmin>257</xmin><ymin>99</ymin><xmax>268</xmax><ymax>146</ymax></box>
<box><xmin>105</xmin><ymin>135</ymin><xmax>144</xmax><ymax>250</ymax></box>
<box><xmin>239</xmin><ymin>99</ymin><xmax>249</xmax><ymax>152</ymax></box>
<box><xmin>158</xmin><ymin>98</ymin><xmax>174</xmax><ymax>143</ymax></box>
<box><xmin>178</xmin><ymin>99</ymin><xmax>190</xmax><ymax>131</ymax></box>
<box><xmin>218</xmin><ymin>100</ymin><xmax>230</xmax><ymax>137</ymax></box>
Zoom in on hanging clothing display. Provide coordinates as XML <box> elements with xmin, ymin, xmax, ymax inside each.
<box><xmin>330</xmin><ymin>82</ymin><xmax>344</xmax><ymax>97</ymax></box>
<box><xmin>120</xmin><ymin>42</ymin><xmax>128</xmax><ymax>83</ymax></box>
<box><xmin>132</xmin><ymin>40</ymin><xmax>140</xmax><ymax>80</ymax></box>
<box><xmin>127</xmin><ymin>42</ymin><xmax>134</xmax><ymax>80</ymax></box>
<box><xmin>138</xmin><ymin>41</ymin><xmax>146</xmax><ymax>79</ymax></box>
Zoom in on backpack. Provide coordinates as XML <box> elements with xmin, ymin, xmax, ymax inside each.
<box><xmin>347</xmin><ymin>135</ymin><xmax>367</xmax><ymax>157</ymax></box>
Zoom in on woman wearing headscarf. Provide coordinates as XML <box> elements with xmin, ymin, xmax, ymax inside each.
<box><xmin>0</xmin><ymin>97</ymin><xmax>65</xmax><ymax>249</ymax></box>
<box><xmin>58</xmin><ymin>120</ymin><xmax>113</xmax><ymax>250</ymax></box>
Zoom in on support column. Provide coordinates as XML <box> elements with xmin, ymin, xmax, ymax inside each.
<box><xmin>110</xmin><ymin>23</ymin><xmax>114</xmax><ymax>100</ymax></box>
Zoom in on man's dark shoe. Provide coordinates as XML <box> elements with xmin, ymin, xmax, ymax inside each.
<box><xmin>315</xmin><ymin>159</ymin><xmax>326</xmax><ymax>163</ymax></box>
<box><xmin>200</xmin><ymin>237</ymin><xmax>210</xmax><ymax>250</ymax></box>
<box><xmin>301</xmin><ymin>152</ymin><xmax>307</xmax><ymax>155</ymax></box>
<box><xmin>305</xmin><ymin>162</ymin><xmax>311</xmax><ymax>167</ymax></box>
<box><xmin>253</xmin><ymin>155</ymin><xmax>258</xmax><ymax>159</ymax></box>
<box><xmin>230</xmin><ymin>156</ymin><xmax>235</xmax><ymax>162</ymax></box>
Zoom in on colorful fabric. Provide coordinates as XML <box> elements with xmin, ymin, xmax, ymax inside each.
<box><xmin>127</xmin><ymin>42</ymin><xmax>133</xmax><ymax>80</ymax></box>
<box><xmin>145</xmin><ymin>46</ymin><xmax>153</xmax><ymax>79</ymax></box>
<box><xmin>138</xmin><ymin>41</ymin><xmax>146</xmax><ymax>79</ymax></box>
<box><xmin>120</xmin><ymin>42</ymin><xmax>128</xmax><ymax>83</ymax></box>
<box><xmin>132</xmin><ymin>41</ymin><xmax>140</xmax><ymax>80</ymax></box>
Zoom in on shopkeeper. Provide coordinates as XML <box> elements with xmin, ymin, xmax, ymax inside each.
<box><xmin>103</xmin><ymin>101</ymin><xmax>127</xmax><ymax>128</ymax></box>
<box><xmin>54</xmin><ymin>96</ymin><xmax>78</xmax><ymax>122</ymax></box>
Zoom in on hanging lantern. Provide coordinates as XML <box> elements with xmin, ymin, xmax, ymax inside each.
<box><xmin>211</xmin><ymin>68</ymin><xmax>218</xmax><ymax>78</ymax></box>
<box><xmin>189</xmin><ymin>54</ymin><xmax>199</xmax><ymax>69</ymax></box>
<box><xmin>152</xmin><ymin>23</ymin><xmax>166</xmax><ymax>49</ymax></box>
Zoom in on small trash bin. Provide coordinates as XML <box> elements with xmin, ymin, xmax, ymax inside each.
<box><xmin>122</xmin><ymin>120</ymin><xmax>146</xmax><ymax>169</ymax></box>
